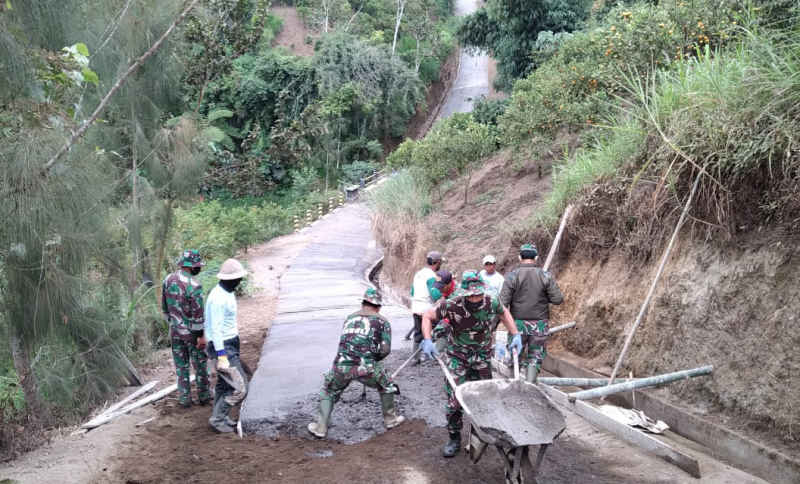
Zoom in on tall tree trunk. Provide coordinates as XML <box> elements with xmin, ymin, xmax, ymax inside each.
<box><xmin>9</xmin><ymin>330</ymin><xmax>43</xmax><ymax>421</ymax></box>
<box><xmin>391</xmin><ymin>0</ymin><xmax>405</xmax><ymax>56</ymax></box>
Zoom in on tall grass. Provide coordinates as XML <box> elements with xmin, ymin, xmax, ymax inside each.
<box><xmin>536</xmin><ymin>118</ymin><xmax>646</xmax><ymax>226</ymax></box>
<box><xmin>366</xmin><ymin>170</ymin><xmax>432</xmax><ymax>221</ymax></box>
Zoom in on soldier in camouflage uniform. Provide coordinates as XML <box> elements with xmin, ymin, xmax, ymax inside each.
<box><xmin>421</xmin><ymin>273</ymin><xmax>523</xmax><ymax>457</ymax></box>
<box><xmin>500</xmin><ymin>243</ymin><xmax>564</xmax><ymax>381</ymax></box>
<box><xmin>162</xmin><ymin>249</ymin><xmax>210</xmax><ymax>407</ymax></box>
<box><xmin>307</xmin><ymin>288</ymin><xmax>405</xmax><ymax>438</ymax></box>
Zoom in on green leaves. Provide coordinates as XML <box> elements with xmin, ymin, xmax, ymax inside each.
<box><xmin>74</xmin><ymin>42</ymin><xmax>89</xmax><ymax>57</ymax></box>
<box><xmin>80</xmin><ymin>67</ymin><xmax>99</xmax><ymax>85</ymax></box>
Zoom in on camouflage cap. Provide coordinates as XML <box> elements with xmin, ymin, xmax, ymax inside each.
<box><xmin>180</xmin><ymin>249</ymin><xmax>204</xmax><ymax>268</ymax></box>
<box><xmin>460</xmin><ymin>271</ymin><xmax>486</xmax><ymax>296</ymax></box>
<box><xmin>362</xmin><ymin>287</ymin><xmax>383</xmax><ymax>306</ymax></box>
<box><xmin>520</xmin><ymin>243</ymin><xmax>538</xmax><ymax>258</ymax></box>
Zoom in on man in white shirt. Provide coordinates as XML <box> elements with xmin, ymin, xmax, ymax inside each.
<box><xmin>479</xmin><ymin>254</ymin><xmax>505</xmax><ymax>297</ymax></box>
<box><xmin>205</xmin><ymin>258</ymin><xmax>248</xmax><ymax>433</ymax></box>
<box><xmin>410</xmin><ymin>251</ymin><xmax>444</xmax><ymax>362</ymax></box>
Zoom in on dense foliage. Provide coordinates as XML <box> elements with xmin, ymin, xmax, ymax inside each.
<box><xmin>458</xmin><ymin>0</ymin><xmax>591</xmax><ymax>89</ymax></box>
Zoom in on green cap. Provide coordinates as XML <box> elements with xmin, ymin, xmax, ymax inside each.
<box><xmin>520</xmin><ymin>243</ymin><xmax>538</xmax><ymax>258</ymax></box>
<box><xmin>180</xmin><ymin>249</ymin><xmax>204</xmax><ymax>268</ymax></box>
<box><xmin>362</xmin><ymin>287</ymin><xmax>383</xmax><ymax>306</ymax></box>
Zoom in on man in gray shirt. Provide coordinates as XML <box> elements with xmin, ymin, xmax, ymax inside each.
<box><xmin>500</xmin><ymin>243</ymin><xmax>564</xmax><ymax>381</ymax></box>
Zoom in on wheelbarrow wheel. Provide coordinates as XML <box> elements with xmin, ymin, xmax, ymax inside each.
<box><xmin>497</xmin><ymin>444</ymin><xmax>549</xmax><ymax>484</ymax></box>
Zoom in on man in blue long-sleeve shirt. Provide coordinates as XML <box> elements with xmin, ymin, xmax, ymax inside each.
<box><xmin>205</xmin><ymin>258</ymin><xmax>248</xmax><ymax>433</ymax></box>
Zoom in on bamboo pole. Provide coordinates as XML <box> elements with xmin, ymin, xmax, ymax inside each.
<box><xmin>606</xmin><ymin>174</ymin><xmax>703</xmax><ymax>386</ymax></box>
<box><xmin>543</xmin><ymin>204</ymin><xmax>573</xmax><ymax>272</ymax></box>
<box><xmin>568</xmin><ymin>365</ymin><xmax>712</xmax><ymax>402</ymax></box>
<box><xmin>537</xmin><ymin>377</ymin><xmax>637</xmax><ymax>387</ymax></box>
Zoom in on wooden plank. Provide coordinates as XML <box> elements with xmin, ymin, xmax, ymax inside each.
<box><xmin>98</xmin><ymin>380</ymin><xmax>158</xmax><ymax>417</ymax></box>
<box><xmin>82</xmin><ymin>375</ymin><xmax>194</xmax><ymax>430</ymax></box>
<box><xmin>540</xmin><ymin>384</ymin><xmax>701</xmax><ymax>478</ymax></box>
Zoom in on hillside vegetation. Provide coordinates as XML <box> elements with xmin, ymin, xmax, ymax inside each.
<box><xmin>0</xmin><ymin>0</ymin><xmax>456</xmax><ymax>458</ymax></box>
<box><xmin>372</xmin><ymin>0</ymin><xmax>800</xmax><ymax>447</ymax></box>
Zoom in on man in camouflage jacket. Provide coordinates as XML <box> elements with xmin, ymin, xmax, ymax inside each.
<box><xmin>500</xmin><ymin>243</ymin><xmax>564</xmax><ymax>381</ymax></box>
<box><xmin>307</xmin><ymin>288</ymin><xmax>405</xmax><ymax>438</ymax></box>
<box><xmin>421</xmin><ymin>272</ymin><xmax>523</xmax><ymax>457</ymax></box>
<box><xmin>162</xmin><ymin>249</ymin><xmax>210</xmax><ymax>407</ymax></box>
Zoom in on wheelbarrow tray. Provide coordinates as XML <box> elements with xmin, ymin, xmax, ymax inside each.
<box><xmin>457</xmin><ymin>379</ymin><xmax>566</xmax><ymax>448</ymax></box>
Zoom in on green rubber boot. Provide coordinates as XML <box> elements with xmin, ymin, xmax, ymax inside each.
<box><xmin>307</xmin><ymin>398</ymin><xmax>334</xmax><ymax>438</ymax></box>
<box><xmin>380</xmin><ymin>393</ymin><xmax>406</xmax><ymax>429</ymax></box>
<box><xmin>443</xmin><ymin>432</ymin><xmax>461</xmax><ymax>457</ymax></box>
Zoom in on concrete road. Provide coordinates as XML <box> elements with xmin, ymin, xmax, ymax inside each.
<box><xmin>437</xmin><ymin>0</ymin><xmax>490</xmax><ymax>119</ymax></box>
<box><xmin>240</xmin><ymin>203</ymin><xmax>414</xmax><ymax>436</ymax></box>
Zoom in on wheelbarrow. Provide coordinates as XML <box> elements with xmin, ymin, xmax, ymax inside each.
<box><xmin>436</xmin><ymin>351</ymin><xmax>566</xmax><ymax>484</ymax></box>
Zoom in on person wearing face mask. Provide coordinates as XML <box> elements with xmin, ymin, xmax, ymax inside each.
<box><xmin>500</xmin><ymin>243</ymin><xmax>564</xmax><ymax>381</ymax></box>
<box><xmin>162</xmin><ymin>249</ymin><xmax>210</xmax><ymax>408</ymax></box>
<box><xmin>420</xmin><ymin>272</ymin><xmax>522</xmax><ymax>457</ymax></box>
<box><xmin>205</xmin><ymin>258</ymin><xmax>249</xmax><ymax>433</ymax></box>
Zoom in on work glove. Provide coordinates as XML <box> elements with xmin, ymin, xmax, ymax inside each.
<box><xmin>421</xmin><ymin>338</ymin><xmax>438</xmax><ymax>359</ymax></box>
<box><xmin>509</xmin><ymin>334</ymin><xmax>523</xmax><ymax>355</ymax></box>
<box><xmin>494</xmin><ymin>342</ymin><xmax>507</xmax><ymax>360</ymax></box>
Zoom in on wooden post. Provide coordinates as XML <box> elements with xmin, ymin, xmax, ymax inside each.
<box><xmin>543</xmin><ymin>204</ymin><xmax>572</xmax><ymax>272</ymax></box>
<box><xmin>607</xmin><ymin>174</ymin><xmax>703</xmax><ymax>386</ymax></box>
<box><xmin>568</xmin><ymin>365</ymin><xmax>713</xmax><ymax>402</ymax></box>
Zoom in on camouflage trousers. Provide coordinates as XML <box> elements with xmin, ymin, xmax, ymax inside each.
<box><xmin>320</xmin><ymin>356</ymin><xmax>399</xmax><ymax>403</ymax></box>
<box><xmin>444</xmin><ymin>347</ymin><xmax>492</xmax><ymax>434</ymax></box>
<box><xmin>508</xmin><ymin>319</ymin><xmax>549</xmax><ymax>371</ymax></box>
<box><xmin>171</xmin><ymin>337</ymin><xmax>210</xmax><ymax>405</ymax></box>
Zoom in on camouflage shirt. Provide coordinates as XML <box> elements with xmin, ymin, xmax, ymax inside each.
<box><xmin>335</xmin><ymin>310</ymin><xmax>392</xmax><ymax>363</ymax></box>
<box><xmin>162</xmin><ymin>269</ymin><xmax>205</xmax><ymax>340</ymax></box>
<box><xmin>434</xmin><ymin>295</ymin><xmax>505</xmax><ymax>351</ymax></box>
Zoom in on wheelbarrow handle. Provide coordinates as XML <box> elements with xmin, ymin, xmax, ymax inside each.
<box><xmin>435</xmin><ymin>355</ymin><xmax>459</xmax><ymax>391</ymax></box>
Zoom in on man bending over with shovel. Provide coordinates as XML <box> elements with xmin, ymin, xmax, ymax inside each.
<box><xmin>308</xmin><ymin>288</ymin><xmax>405</xmax><ymax>438</ymax></box>
<box><xmin>421</xmin><ymin>272</ymin><xmax>522</xmax><ymax>457</ymax></box>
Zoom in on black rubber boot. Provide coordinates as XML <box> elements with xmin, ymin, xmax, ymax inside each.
<box><xmin>443</xmin><ymin>432</ymin><xmax>461</xmax><ymax>458</ymax></box>
<box><xmin>209</xmin><ymin>398</ymin><xmax>234</xmax><ymax>433</ymax></box>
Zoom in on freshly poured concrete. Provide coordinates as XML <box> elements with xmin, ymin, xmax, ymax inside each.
<box><xmin>240</xmin><ymin>203</ymin><xmax>435</xmax><ymax>441</ymax></box>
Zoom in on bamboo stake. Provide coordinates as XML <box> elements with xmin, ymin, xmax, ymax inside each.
<box><xmin>42</xmin><ymin>0</ymin><xmax>201</xmax><ymax>173</ymax></box>
<box><xmin>543</xmin><ymin>204</ymin><xmax>573</xmax><ymax>272</ymax></box>
<box><xmin>568</xmin><ymin>365</ymin><xmax>713</xmax><ymax>402</ymax></box>
<box><xmin>606</xmin><ymin>174</ymin><xmax>703</xmax><ymax>386</ymax></box>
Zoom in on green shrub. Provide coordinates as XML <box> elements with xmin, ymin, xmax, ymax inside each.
<box><xmin>499</xmin><ymin>0</ymin><xmax>744</xmax><ymax>143</ymax></box>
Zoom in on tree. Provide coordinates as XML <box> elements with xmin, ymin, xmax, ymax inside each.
<box><xmin>458</xmin><ymin>0</ymin><xmax>591</xmax><ymax>90</ymax></box>
<box><xmin>391</xmin><ymin>0</ymin><xmax>407</xmax><ymax>56</ymax></box>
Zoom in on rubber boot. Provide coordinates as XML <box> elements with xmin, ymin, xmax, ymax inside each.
<box><xmin>443</xmin><ymin>432</ymin><xmax>461</xmax><ymax>457</ymax></box>
<box><xmin>224</xmin><ymin>416</ymin><xmax>237</xmax><ymax>427</ymax></box>
<box><xmin>307</xmin><ymin>398</ymin><xmax>334</xmax><ymax>438</ymax></box>
<box><xmin>380</xmin><ymin>393</ymin><xmax>406</xmax><ymax>429</ymax></box>
<box><xmin>209</xmin><ymin>398</ymin><xmax>234</xmax><ymax>433</ymax></box>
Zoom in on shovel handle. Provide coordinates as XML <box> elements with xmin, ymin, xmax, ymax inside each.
<box><xmin>391</xmin><ymin>347</ymin><xmax>422</xmax><ymax>379</ymax></box>
<box><xmin>513</xmin><ymin>348</ymin><xmax>520</xmax><ymax>380</ymax></box>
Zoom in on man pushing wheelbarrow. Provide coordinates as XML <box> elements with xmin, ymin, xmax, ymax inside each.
<box><xmin>420</xmin><ymin>272</ymin><xmax>523</xmax><ymax>457</ymax></box>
